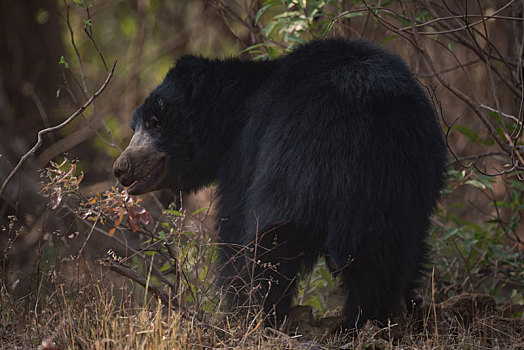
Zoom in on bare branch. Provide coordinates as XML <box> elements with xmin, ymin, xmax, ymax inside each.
<box><xmin>398</xmin><ymin>0</ymin><xmax>519</xmax><ymax>34</ymax></box>
<box><xmin>480</xmin><ymin>105</ymin><xmax>521</xmax><ymax>125</ymax></box>
<box><xmin>447</xmin><ymin>151</ymin><xmax>507</xmax><ymax>166</ymax></box>
<box><xmin>103</xmin><ymin>259</ymin><xmax>232</xmax><ymax>336</ymax></box>
<box><xmin>416</xmin><ymin>58</ymin><xmax>481</xmax><ymax>78</ymax></box>
<box><xmin>0</xmin><ymin>61</ymin><xmax>117</xmax><ymax>198</ymax></box>
<box><xmin>406</xmin><ymin>5</ymin><xmax>524</xmax><ymax>166</ymax></box>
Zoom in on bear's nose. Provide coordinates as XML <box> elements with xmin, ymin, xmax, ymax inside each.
<box><xmin>113</xmin><ymin>156</ymin><xmax>131</xmax><ymax>180</ymax></box>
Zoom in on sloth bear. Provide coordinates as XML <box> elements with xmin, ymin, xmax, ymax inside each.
<box><xmin>113</xmin><ymin>39</ymin><xmax>446</xmax><ymax>329</ymax></box>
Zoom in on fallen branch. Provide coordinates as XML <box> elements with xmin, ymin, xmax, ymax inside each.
<box><xmin>103</xmin><ymin>259</ymin><xmax>232</xmax><ymax>336</ymax></box>
<box><xmin>0</xmin><ymin>60</ymin><xmax>117</xmax><ymax>198</ymax></box>
<box><xmin>104</xmin><ymin>259</ymin><xmax>174</xmax><ymax>306</ymax></box>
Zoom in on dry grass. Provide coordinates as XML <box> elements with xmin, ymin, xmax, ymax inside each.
<box><xmin>1</xmin><ymin>162</ymin><xmax>522</xmax><ymax>349</ymax></box>
<box><xmin>0</xmin><ymin>278</ymin><xmax>309</xmax><ymax>349</ymax></box>
<box><xmin>1</xmin><ymin>272</ymin><xmax>523</xmax><ymax>350</ymax></box>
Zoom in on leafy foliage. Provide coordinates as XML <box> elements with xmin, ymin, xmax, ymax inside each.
<box><xmin>432</xmin><ymin>168</ymin><xmax>524</xmax><ymax>312</ymax></box>
<box><xmin>39</xmin><ymin>158</ymin><xmax>153</xmax><ymax>235</ymax></box>
<box><xmin>39</xmin><ymin>158</ymin><xmax>84</xmax><ymax>210</ymax></box>
<box><xmin>246</xmin><ymin>0</ymin><xmax>345</xmax><ymax>58</ymax></box>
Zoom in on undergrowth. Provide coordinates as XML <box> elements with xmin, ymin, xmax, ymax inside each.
<box><xmin>1</xmin><ymin>157</ymin><xmax>523</xmax><ymax>349</ymax></box>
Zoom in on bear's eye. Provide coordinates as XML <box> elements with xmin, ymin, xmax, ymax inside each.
<box><xmin>145</xmin><ymin>116</ymin><xmax>160</xmax><ymax>130</ymax></box>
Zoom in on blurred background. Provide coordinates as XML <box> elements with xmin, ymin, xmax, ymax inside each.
<box><xmin>0</xmin><ymin>0</ymin><xmax>523</xmax><ymax>346</ymax></box>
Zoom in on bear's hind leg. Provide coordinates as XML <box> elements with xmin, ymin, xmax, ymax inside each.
<box><xmin>332</xmin><ymin>230</ymin><xmax>425</xmax><ymax>330</ymax></box>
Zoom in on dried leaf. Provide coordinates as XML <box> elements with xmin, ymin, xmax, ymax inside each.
<box><xmin>114</xmin><ymin>211</ymin><xmax>125</xmax><ymax>227</ymax></box>
<box><xmin>139</xmin><ymin>211</ymin><xmax>153</xmax><ymax>226</ymax></box>
<box><xmin>128</xmin><ymin>216</ymin><xmax>138</xmax><ymax>232</ymax></box>
<box><xmin>51</xmin><ymin>189</ymin><xmax>62</xmax><ymax>210</ymax></box>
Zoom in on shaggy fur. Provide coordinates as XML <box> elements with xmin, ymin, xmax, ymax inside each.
<box><xmin>114</xmin><ymin>39</ymin><xmax>447</xmax><ymax>329</ymax></box>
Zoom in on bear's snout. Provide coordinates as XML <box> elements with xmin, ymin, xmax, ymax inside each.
<box><xmin>113</xmin><ymin>156</ymin><xmax>130</xmax><ymax>179</ymax></box>
<box><xmin>113</xmin><ymin>153</ymin><xmax>133</xmax><ymax>186</ymax></box>
<box><xmin>113</xmin><ymin>128</ymin><xmax>160</xmax><ymax>188</ymax></box>
<box><xmin>113</xmin><ymin>144</ymin><xmax>169</xmax><ymax>195</ymax></box>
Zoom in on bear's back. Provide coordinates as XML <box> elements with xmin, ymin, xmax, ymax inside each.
<box><xmin>275</xmin><ymin>39</ymin><xmax>416</xmax><ymax>103</ymax></box>
<box><xmin>235</xmin><ymin>39</ymin><xmax>445</xmax><ymax>230</ymax></box>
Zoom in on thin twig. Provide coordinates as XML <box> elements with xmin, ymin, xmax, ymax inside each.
<box><xmin>0</xmin><ymin>61</ymin><xmax>117</xmax><ymax>198</ymax></box>
<box><xmin>65</xmin><ymin>202</ymin><xmax>176</xmax><ymax>291</ymax></box>
<box><xmin>104</xmin><ymin>260</ymin><xmax>175</xmax><ymax>307</ymax></box>
<box><xmin>398</xmin><ymin>0</ymin><xmax>518</xmax><ymax>34</ymax></box>
<box><xmin>82</xmin><ymin>0</ymin><xmax>108</xmax><ymax>72</ymax></box>
<box><xmin>62</xmin><ymin>0</ymin><xmax>121</xmax><ymax>153</ymax></box>
<box><xmin>408</xmin><ymin>7</ymin><xmax>520</xmax><ymax>160</ymax></box>
<box><xmin>416</xmin><ymin>59</ymin><xmax>481</xmax><ymax>78</ymax></box>
<box><xmin>447</xmin><ymin>151</ymin><xmax>507</xmax><ymax>166</ymax></box>
<box><xmin>480</xmin><ymin>105</ymin><xmax>522</xmax><ymax>125</ymax></box>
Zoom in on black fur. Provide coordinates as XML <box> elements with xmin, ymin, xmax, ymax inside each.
<box><xmin>126</xmin><ymin>39</ymin><xmax>447</xmax><ymax>329</ymax></box>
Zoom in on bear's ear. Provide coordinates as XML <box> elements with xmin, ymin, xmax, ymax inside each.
<box><xmin>168</xmin><ymin>55</ymin><xmax>209</xmax><ymax>103</ymax></box>
<box><xmin>173</xmin><ymin>55</ymin><xmax>204</xmax><ymax>78</ymax></box>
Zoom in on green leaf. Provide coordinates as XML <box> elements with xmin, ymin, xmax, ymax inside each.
<box><xmin>239</xmin><ymin>43</ymin><xmax>267</xmax><ymax>55</ymax></box>
<box><xmin>181</xmin><ymin>232</ymin><xmax>196</xmax><ymax>237</ymax></box>
<box><xmin>319</xmin><ymin>266</ymin><xmax>335</xmax><ymax>288</ymax></box>
<box><xmin>415</xmin><ymin>10</ymin><xmax>428</xmax><ymax>21</ymax></box>
<box><xmin>452</xmin><ymin>125</ymin><xmax>494</xmax><ymax>145</ymax></box>
<box><xmin>274</xmin><ymin>11</ymin><xmax>300</xmax><ymax>20</ymax></box>
<box><xmin>164</xmin><ymin>209</ymin><xmax>182</xmax><ymax>216</ymax></box>
<box><xmin>380</xmin><ymin>35</ymin><xmax>398</xmax><ymax>45</ymax></box>
<box><xmin>267</xmin><ymin>45</ymin><xmax>282</xmax><ymax>58</ymax></box>
<box><xmin>191</xmin><ymin>207</ymin><xmax>208</xmax><ymax>216</ymax></box>
<box><xmin>305</xmin><ymin>295</ymin><xmax>324</xmax><ymax>313</ymax></box>
<box><xmin>338</xmin><ymin>11</ymin><xmax>363</xmax><ymax>19</ymax></box>
<box><xmin>72</xmin><ymin>0</ymin><xmax>85</xmax><ymax>8</ymax></box>
<box><xmin>255</xmin><ymin>1</ymin><xmax>280</xmax><ymax>24</ymax></box>
<box><xmin>59</xmin><ymin>56</ymin><xmax>69</xmax><ymax>68</ymax></box>
<box><xmin>508</xmin><ymin>179</ymin><xmax>524</xmax><ymax>191</ymax></box>
<box><xmin>486</xmin><ymin>111</ymin><xmax>499</xmax><ymax>120</ymax></box>
<box><xmin>263</xmin><ymin>21</ymin><xmax>278</xmax><ymax>36</ymax></box>
<box><xmin>159</xmin><ymin>262</ymin><xmax>171</xmax><ymax>272</ymax></box>
<box><xmin>285</xmin><ymin>34</ymin><xmax>306</xmax><ymax>44</ymax></box>
<box><xmin>35</xmin><ymin>8</ymin><xmax>49</xmax><ymax>24</ymax></box>
<box><xmin>465</xmin><ymin>179</ymin><xmax>487</xmax><ymax>190</ymax></box>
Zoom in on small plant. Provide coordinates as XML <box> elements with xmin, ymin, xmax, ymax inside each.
<box><xmin>245</xmin><ymin>0</ymin><xmax>347</xmax><ymax>58</ymax></box>
<box><xmin>38</xmin><ymin>158</ymin><xmax>220</xmax><ymax>316</ymax></box>
<box><xmin>431</xmin><ymin>168</ymin><xmax>524</xmax><ymax>311</ymax></box>
<box><xmin>39</xmin><ymin>158</ymin><xmax>84</xmax><ymax>209</ymax></box>
<box><xmin>39</xmin><ymin>158</ymin><xmax>153</xmax><ymax>234</ymax></box>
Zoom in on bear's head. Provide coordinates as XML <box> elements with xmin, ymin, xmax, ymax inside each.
<box><xmin>113</xmin><ymin>55</ymin><xmax>229</xmax><ymax>195</ymax></box>
<box><xmin>112</xmin><ymin>66</ymin><xmax>197</xmax><ymax>195</ymax></box>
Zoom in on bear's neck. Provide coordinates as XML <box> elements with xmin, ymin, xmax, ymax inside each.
<box><xmin>187</xmin><ymin>58</ymin><xmax>279</xmax><ymax>183</ymax></box>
